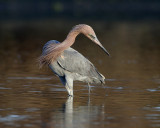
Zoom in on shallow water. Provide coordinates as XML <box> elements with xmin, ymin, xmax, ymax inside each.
<box><xmin>0</xmin><ymin>21</ymin><xmax>160</xmax><ymax>128</ymax></box>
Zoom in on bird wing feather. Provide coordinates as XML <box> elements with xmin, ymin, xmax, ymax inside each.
<box><xmin>57</xmin><ymin>47</ymin><xmax>103</xmax><ymax>79</ymax></box>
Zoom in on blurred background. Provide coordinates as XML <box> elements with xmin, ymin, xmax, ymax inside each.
<box><xmin>0</xmin><ymin>0</ymin><xmax>160</xmax><ymax>128</ymax></box>
<box><xmin>0</xmin><ymin>0</ymin><xmax>160</xmax><ymax>78</ymax></box>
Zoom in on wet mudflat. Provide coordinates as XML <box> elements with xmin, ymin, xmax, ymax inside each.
<box><xmin>0</xmin><ymin>21</ymin><xmax>160</xmax><ymax>128</ymax></box>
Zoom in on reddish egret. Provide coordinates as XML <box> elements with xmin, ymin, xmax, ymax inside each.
<box><xmin>39</xmin><ymin>24</ymin><xmax>110</xmax><ymax>96</ymax></box>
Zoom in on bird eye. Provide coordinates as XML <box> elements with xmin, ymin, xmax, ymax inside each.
<box><xmin>89</xmin><ymin>34</ymin><xmax>96</xmax><ymax>39</ymax></box>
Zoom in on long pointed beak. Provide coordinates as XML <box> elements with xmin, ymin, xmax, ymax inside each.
<box><xmin>99</xmin><ymin>44</ymin><xmax>110</xmax><ymax>56</ymax></box>
<box><xmin>95</xmin><ymin>38</ymin><xmax>110</xmax><ymax>56</ymax></box>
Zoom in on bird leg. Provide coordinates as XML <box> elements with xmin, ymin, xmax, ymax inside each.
<box><xmin>88</xmin><ymin>83</ymin><xmax>92</xmax><ymax>94</ymax></box>
<box><xmin>65</xmin><ymin>76</ymin><xmax>73</xmax><ymax>96</ymax></box>
<box><xmin>59</xmin><ymin>76</ymin><xmax>73</xmax><ymax>96</ymax></box>
<box><xmin>65</xmin><ymin>85</ymin><xmax>73</xmax><ymax>96</ymax></box>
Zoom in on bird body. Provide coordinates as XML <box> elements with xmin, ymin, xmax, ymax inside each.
<box><xmin>48</xmin><ymin>40</ymin><xmax>105</xmax><ymax>83</ymax></box>
<box><xmin>39</xmin><ymin>24</ymin><xmax>109</xmax><ymax>96</ymax></box>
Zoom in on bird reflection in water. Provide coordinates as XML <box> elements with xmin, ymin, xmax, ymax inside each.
<box><xmin>40</xmin><ymin>96</ymin><xmax>101</xmax><ymax>128</ymax></box>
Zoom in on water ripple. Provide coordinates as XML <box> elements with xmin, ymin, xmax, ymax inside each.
<box><xmin>0</xmin><ymin>114</ymin><xmax>30</xmax><ymax>126</ymax></box>
<box><xmin>7</xmin><ymin>76</ymin><xmax>52</xmax><ymax>80</ymax></box>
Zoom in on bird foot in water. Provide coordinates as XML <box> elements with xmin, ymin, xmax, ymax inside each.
<box><xmin>68</xmin><ymin>94</ymin><xmax>73</xmax><ymax>97</ymax></box>
<box><xmin>68</xmin><ymin>90</ymin><xmax>73</xmax><ymax>97</ymax></box>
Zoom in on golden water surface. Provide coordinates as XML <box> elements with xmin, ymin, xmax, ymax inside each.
<box><xmin>0</xmin><ymin>20</ymin><xmax>160</xmax><ymax>128</ymax></box>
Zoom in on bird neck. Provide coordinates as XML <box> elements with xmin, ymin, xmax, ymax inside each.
<box><xmin>59</xmin><ymin>30</ymin><xmax>80</xmax><ymax>51</ymax></box>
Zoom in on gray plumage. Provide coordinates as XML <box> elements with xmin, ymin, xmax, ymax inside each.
<box><xmin>43</xmin><ymin>40</ymin><xmax>105</xmax><ymax>96</ymax></box>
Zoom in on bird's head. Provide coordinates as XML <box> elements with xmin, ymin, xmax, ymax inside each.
<box><xmin>77</xmin><ymin>24</ymin><xmax>110</xmax><ymax>56</ymax></box>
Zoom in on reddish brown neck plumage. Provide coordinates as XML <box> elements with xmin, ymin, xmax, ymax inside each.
<box><xmin>59</xmin><ymin>29</ymin><xmax>79</xmax><ymax>51</ymax></box>
<box><xmin>38</xmin><ymin>25</ymin><xmax>84</xmax><ymax>67</ymax></box>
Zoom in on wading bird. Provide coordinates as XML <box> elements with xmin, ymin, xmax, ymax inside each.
<box><xmin>38</xmin><ymin>24</ymin><xmax>110</xmax><ymax>96</ymax></box>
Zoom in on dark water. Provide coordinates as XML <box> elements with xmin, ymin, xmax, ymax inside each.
<box><xmin>0</xmin><ymin>21</ymin><xmax>160</xmax><ymax>128</ymax></box>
